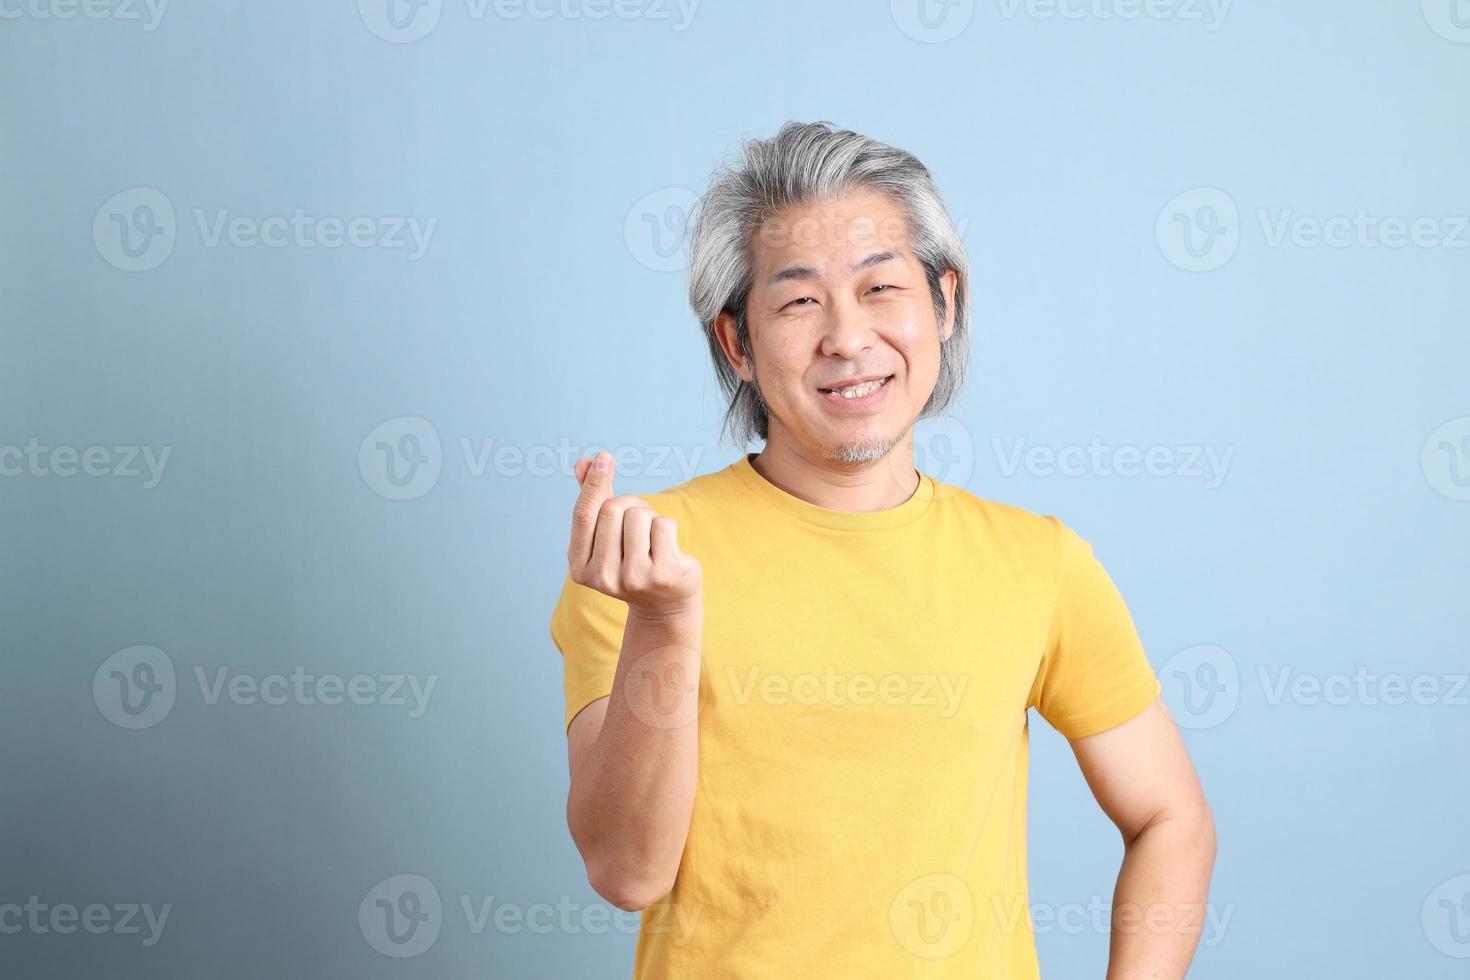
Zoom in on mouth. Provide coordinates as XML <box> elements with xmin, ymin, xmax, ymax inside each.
<box><xmin>817</xmin><ymin>374</ymin><xmax>894</xmax><ymax>406</ymax></box>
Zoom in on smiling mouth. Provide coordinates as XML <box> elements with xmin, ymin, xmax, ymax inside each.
<box><xmin>818</xmin><ymin>375</ymin><xmax>894</xmax><ymax>399</ymax></box>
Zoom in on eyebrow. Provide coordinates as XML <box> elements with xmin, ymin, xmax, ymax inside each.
<box><xmin>767</xmin><ymin>250</ymin><xmax>901</xmax><ymax>287</ymax></box>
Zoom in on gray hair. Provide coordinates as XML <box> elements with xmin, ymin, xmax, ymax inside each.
<box><xmin>686</xmin><ymin>120</ymin><xmax>971</xmax><ymax>447</ymax></box>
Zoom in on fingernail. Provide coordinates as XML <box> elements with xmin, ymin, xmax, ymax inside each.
<box><xmin>593</xmin><ymin>452</ymin><xmax>609</xmax><ymax>472</ymax></box>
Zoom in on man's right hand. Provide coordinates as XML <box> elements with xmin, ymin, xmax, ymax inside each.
<box><xmin>568</xmin><ymin>450</ymin><xmax>702</xmax><ymax>619</ymax></box>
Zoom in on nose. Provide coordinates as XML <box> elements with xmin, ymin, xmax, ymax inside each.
<box><xmin>818</xmin><ymin>292</ymin><xmax>875</xmax><ymax>360</ymax></box>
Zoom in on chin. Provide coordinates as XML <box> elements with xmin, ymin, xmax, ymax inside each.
<box><xmin>822</xmin><ymin>431</ymin><xmax>897</xmax><ymax>464</ymax></box>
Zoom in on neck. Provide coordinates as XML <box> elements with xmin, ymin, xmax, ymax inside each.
<box><xmin>750</xmin><ymin>426</ymin><xmax>920</xmax><ymax>513</ymax></box>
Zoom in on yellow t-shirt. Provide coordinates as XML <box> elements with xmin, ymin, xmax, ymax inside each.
<box><xmin>549</xmin><ymin>452</ymin><xmax>1161</xmax><ymax>979</ymax></box>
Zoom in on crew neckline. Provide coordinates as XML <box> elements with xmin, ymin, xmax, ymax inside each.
<box><xmin>728</xmin><ymin>452</ymin><xmax>934</xmax><ymax>531</ymax></box>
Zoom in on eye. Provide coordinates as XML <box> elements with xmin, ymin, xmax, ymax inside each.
<box><xmin>783</xmin><ymin>296</ymin><xmax>817</xmax><ymax>309</ymax></box>
<box><xmin>868</xmin><ymin>284</ymin><xmax>894</xmax><ymax>294</ymax></box>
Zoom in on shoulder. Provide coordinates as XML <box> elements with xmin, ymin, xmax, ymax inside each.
<box><xmin>923</xmin><ymin>478</ymin><xmax>1100</xmax><ymax>593</ymax></box>
<box><xmin>927</xmin><ymin>477</ymin><xmax>1074</xmax><ymax>549</ymax></box>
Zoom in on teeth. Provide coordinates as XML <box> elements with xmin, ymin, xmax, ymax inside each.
<box><xmin>829</xmin><ymin>377</ymin><xmax>887</xmax><ymax>399</ymax></box>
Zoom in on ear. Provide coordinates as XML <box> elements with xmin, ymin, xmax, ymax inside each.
<box><xmin>714</xmin><ymin>310</ymin><xmax>754</xmax><ymax>382</ymax></box>
<box><xmin>939</xmin><ymin>268</ymin><xmax>958</xmax><ymax>343</ymax></box>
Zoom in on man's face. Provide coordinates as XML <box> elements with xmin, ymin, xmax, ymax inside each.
<box><xmin>719</xmin><ymin>188</ymin><xmax>956</xmax><ymax>465</ymax></box>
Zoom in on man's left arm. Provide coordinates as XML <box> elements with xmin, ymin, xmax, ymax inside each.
<box><xmin>1068</xmin><ymin>696</ymin><xmax>1217</xmax><ymax>980</ymax></box>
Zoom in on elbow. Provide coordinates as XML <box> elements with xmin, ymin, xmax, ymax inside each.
<box><xmin>1125</xmin><ymin>799</ymin><xmax>1218</xmax><ymax>862</ymax></box>
<box><xmin>566</xmin><ymin>796</ymin><xmax>679</xmax><ymax>911</ymax></box>
<box><xmin>1176</xmin><ymin>800</ymin><xmax>1218</xmax><ymax>868</ymax></box>
<box><xmin>586</xmin><ymin>861</ymin><xmax>674</xmax><ymax>912</ymax></box>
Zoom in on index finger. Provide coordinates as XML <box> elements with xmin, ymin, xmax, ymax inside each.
<box><xmin>568</xmin><ymin>451</ymin><xmax>616</xmax><ymax>567</ymax></box>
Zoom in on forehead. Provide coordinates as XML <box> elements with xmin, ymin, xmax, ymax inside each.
<box><xmin>749</xmin><ymin>189</ymin><xmax>914</xmax><ymax>282</ymax></box>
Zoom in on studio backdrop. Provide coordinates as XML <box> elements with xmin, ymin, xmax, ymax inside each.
<box><xmin>1</xmin><ymin>1</ymin><xmax>1467</xmax><ymax>977</ymax></box>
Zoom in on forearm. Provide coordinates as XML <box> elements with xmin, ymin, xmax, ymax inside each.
<box><xmin>1104</xmin><ymin>808</ymin><xmax>1217</xmax><ymax>980</ymax></box>
<box><xmin>567</xmin><ymin>604</ymin><xmax>702</xmax><ymax>908</ymax></box>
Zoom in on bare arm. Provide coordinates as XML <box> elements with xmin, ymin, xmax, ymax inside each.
<box><xmin>1068</xmin><ymin>697</ymin><xmax>1218</xmax><ymax>979</ymax></box>
<box><xmin>563</xmin><ymin>452</ymin><xmax>703</xmax><ymax>912</ymax></box>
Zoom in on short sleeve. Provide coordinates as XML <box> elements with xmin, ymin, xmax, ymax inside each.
<box><xmin>1027</xmin><ymin>519</ymin><xmax>1161</xmax><ymax>738</ymax></box>
<box><xmin>549</xmin><ymin>568</ymin><xmax>630</xmax><ymax>733</ymax></box>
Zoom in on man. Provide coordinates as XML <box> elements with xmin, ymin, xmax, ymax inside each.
<box><xmin>550</xmin><ymin>120</ymin><xmax>1216</xmax><ymax>978</ymax></box>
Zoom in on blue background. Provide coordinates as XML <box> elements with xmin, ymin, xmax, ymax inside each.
<box><xmin>2</xmin><ymin>0</ymin><xmax>1467</xmax><ymax>976</ymax></box>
